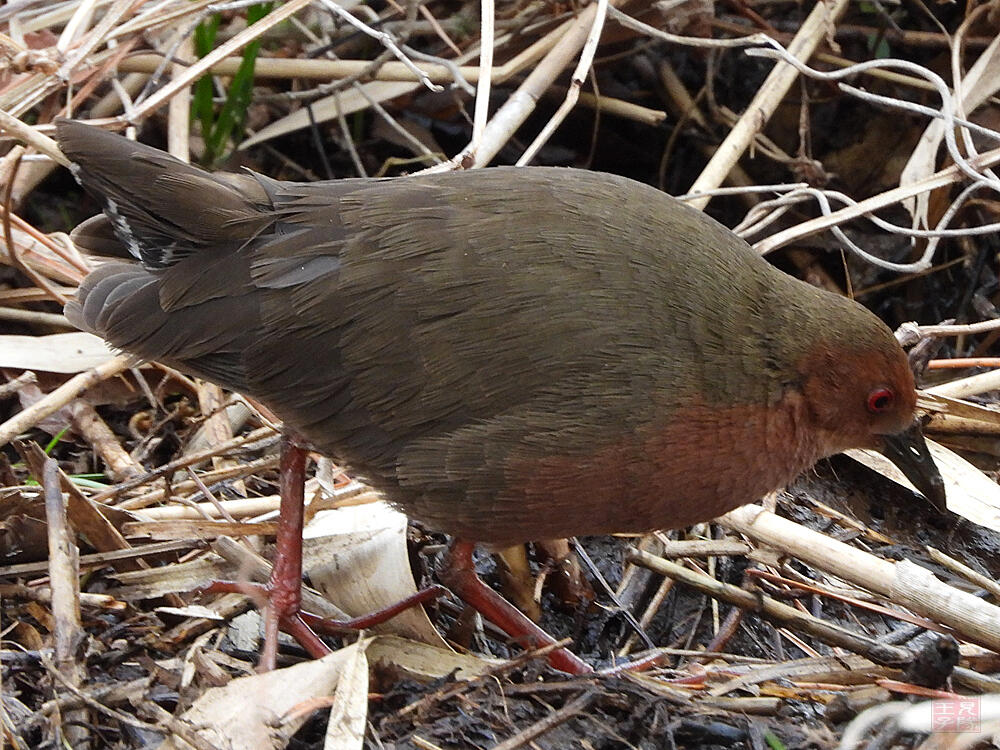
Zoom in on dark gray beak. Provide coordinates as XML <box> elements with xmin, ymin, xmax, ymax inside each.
<box><xmin>880</xmin><ymin>421</ymin><xmax>947</xmax><ymax>513</ymax></box>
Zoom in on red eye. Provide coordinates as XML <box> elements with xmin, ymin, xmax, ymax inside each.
<box><xmin>867</xmin><ymin>388</ymin><xmax>895</xmax><ymax>413</ymax></box>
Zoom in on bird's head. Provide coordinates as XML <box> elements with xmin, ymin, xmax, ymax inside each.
<box><xmin>796</xmin><ymin>295</ymin><xmax>945</xmax><ymax>512</ymax></box>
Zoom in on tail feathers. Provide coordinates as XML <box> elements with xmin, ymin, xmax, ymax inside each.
<box><xmin>69</xmin><ymin>215</ymin><xmax>134</xmax><ymax>260</ymax></box>
<box><xmin>65</xmin><ymin>261</ymin><xmax>253</xmax><ymax>391</ymax></box>
<box><xmin>65</xmin><ymin>262</ymin><xmax>147</xmax><ymax>336</ymax></box>
<box><xmin>55</xmin><ymin>119</ymin><xmax>270</xmax><ymax>269</ymax></box>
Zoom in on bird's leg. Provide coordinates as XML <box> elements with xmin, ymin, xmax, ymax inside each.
<box><xmin>205</xmin><ymin>437</ymin><xmax>327</xmax><ymax>670</ymax></box>
<box><xmin>495</xmin><ymin>545</ymin><xmax>542</xmax><ymax>622</ymax></box>
<box><xmin>535</xmin><ymin>539</ymin><xmax>594</xmax><ymax>606</ymax></box>
<box><xmin>261</xmin><ymin>436</ymin><xmax>322</xmax><ymax>669</ymax></box>
<box><xmin>438</xmin><ymin>540</ymin><xmax>593</xmax><ymax>675</ymax></box>
<box><xmin>204</xmin><ymin>435</ymin><xmax>446</xmax><ymax>670</ymax></box>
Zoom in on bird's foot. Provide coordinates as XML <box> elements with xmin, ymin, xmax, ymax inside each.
<box><xmin>535</xmin><ymin>538</ymin><xmax>594</xmax><ymax>606</ymax></box>
<box><xmin>201</xmin><ymin>436</ymin><xmax>447</xmax><ymax>670</ymax></box>
<box><xmin>439</xmin><ymin>540</ymin><xmax>593</xmax><ymax>675</ymax></box>
<box><xmin>203</xmin><ymin>579</ymin><xmax>448</xmax><ymax>669</ymax></box>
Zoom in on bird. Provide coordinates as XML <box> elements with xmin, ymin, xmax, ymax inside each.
<box><xmin>56</xmin><ymin>118</ymin><xmax>945</xmax><ymax>673</ymax></box>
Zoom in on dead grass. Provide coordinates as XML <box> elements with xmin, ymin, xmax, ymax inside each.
<box><xmin>2</xmin><ymin>0</ymin><xmax>1000</xmax><ymax>747</ymax></box>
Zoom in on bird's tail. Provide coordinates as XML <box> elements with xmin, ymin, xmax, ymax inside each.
<box><xmin>55</xmin><ymin>118</ymin><xmax>269</xmax><ymax>269</ymax></box>
<box><xmin>57</xmin><ymin>121</ymin><xmax>261</xmax><ymax>390</ymax></box>
<box><xmin>63</xmin><ymin>261</ymin><xmax>155</xmax><ymax>342</ymax></box>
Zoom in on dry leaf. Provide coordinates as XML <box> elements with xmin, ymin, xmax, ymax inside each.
<box><xmin>303</xmin><ymin>502</ymin><xmax>449</xmax><ymax>648</ymax></box>
<box><xmin>845</xmin><ymin>439</ymin><xmax>1000</xmax><ymax>533</ymax></box>
<box><xmin>158</xmin><ymin>642</ymin><xmax>369</xmax><ymax>750</ymax></box>
<box><xmin>0</xmin><ymin>332</ymin><xmax>115</xmax><ymax>373</ymax></box>
<box><xmin>240</xmin><ymin>82</ymin><xmax>417</xmax><ymax>148</ymax></box>
<box><xmin>323</xmin><ymin>638</ymin><xmax>368</xmax><ymax>750</ymax></box>
<box><xmin>366</xmin><ymin>634</ymin><xmax>496</xmax><ymax>680</ymax></box>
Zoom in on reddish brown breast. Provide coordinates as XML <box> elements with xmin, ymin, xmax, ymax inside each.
<box><xmin>426</xmin><ymin>393</ymin><xmax>823</xmax><ymax>545</ymax></box>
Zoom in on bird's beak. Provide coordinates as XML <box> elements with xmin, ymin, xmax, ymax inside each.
<box><xmin>880</xmin><ymin>421</ymin><xmax>947</xmax><ymax>513</ymax></box>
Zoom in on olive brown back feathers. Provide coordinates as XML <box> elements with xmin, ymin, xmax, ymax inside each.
<box><xmin>58</xmin><ymin>122</ymin><xmax>945</xmax><ymax>544</ymax></box>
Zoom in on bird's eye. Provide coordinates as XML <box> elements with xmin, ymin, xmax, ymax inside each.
<box><xmin>867</xmin><ymin>388</ymin><xmax>895</xmax><ymax>413</ymax></box>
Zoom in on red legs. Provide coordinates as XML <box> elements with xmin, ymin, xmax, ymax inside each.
<box><xmin>207</xmin><ymin>438</ymin><xmax>590</xmax><ymax>674</ymax></box>
<box><xmin>438</xmin><ymin>540</ymin><xmax>594</xmax><ymax>675</ymax></box>
<box><xmin>263</xmin><ymin>437</ymin><xmax>318</xmax><ymax>668</ymax></box>
<box><xmin>299</xmin><ymin>587</ymin><xmax>448</xmax><ymax>636</ymax></box>
<box><xmin>204</xmin><ymin>436</ymin><xmax>446</xmax><ymax>670</ymax></box>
